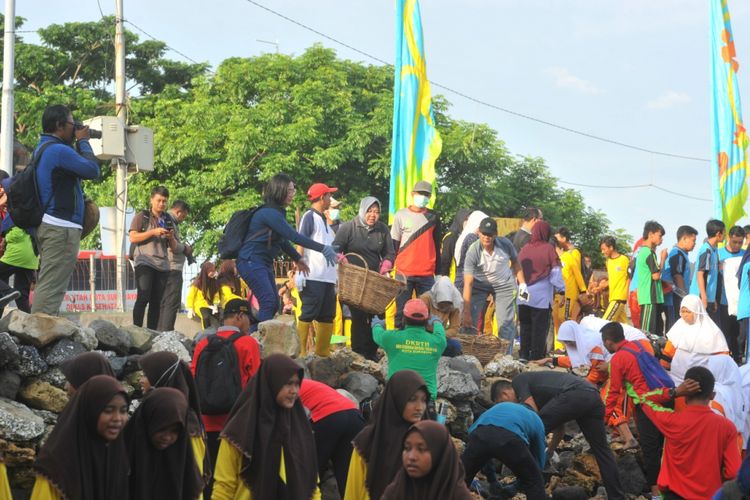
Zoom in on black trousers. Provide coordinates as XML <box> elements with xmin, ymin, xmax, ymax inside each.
<box><xmin>518</xmin><ymin>305</ymin><xmax>550</xmax><ymax>361</ymax></box>
<box><xmin>312</xmin><ymin>409</ymin><xmax>365</xmax><ymax>497</ymax></box>
<box><xmin>203</xmin><ymin>431</ymin><xmax>222</xmax><ymax>499</ymax></box>
<box><xmin>635</xmin><ymin>404</ymin><xmax>665</xmax><ymax>487</ymax></box>
<box><xmin>157</xmin><ymin>270</ymin><xmax>183</xmax><ymax>331</ymax></box>
<box><xmin>133</xmin><ymin>265</ymin><xmax>168</xmax><ymax>329</ymax></box>
<box><xmin>299</xmin><ymin>280</ymin><xmax>337</xmax><ymax>323</ymax></box>
<box><xmin>462</xmin><ymin>425</ymin><xmax>548</xmax><ymax>500</ymax></box>
<box><xmin>350</xmin><ymin>306</ymin><xmax>378</xmax><ymax>361</ymax></box>
<box><xmin>0</xmin><ymin>262</ymin><xmax>32</xmax><ymax>313</ymax></box>
<box><xmin>538</xmin><ymin>388</ymin><xmax>625</xmax><ymax>500</ymax></box>
<box><xmin>719</xmin><ymin>305</ymin><xmax>742</xmax><ymax>363</ymax></box>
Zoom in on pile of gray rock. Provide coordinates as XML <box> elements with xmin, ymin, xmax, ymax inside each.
<box><xmin>0</xmin><ymin>313</ymin><xmax>648</xmax><ymax>498</ymax></box>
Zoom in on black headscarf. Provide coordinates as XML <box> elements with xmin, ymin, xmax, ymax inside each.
<box><xmin>221</xmin><ymin>354</ymin><xmax>317</xmax><ymax>500</ymax></box>
<box><xmin>59</xmin><ymin>352</ymin><xmax>115</xmax><ymax>390</ymax></box>
<box><xmin>352</xmin><ymin>370</ymin><xmax>429</xmax><ymax>500</ymax></box>
<box><xmin>34</xmin><ymin>375</ymin><xmax>129</xmax><ymax>500</ymax></box>
<box><xmin>139</xmin><ymin>351</ymin><xmax>204</xmax><ymax>438</ymax></box>
<box><xmin>382</xmin><ymin>421</ymin><xmax>473</xmax><ymax>500</ymax></box>
<box><xmin>449</xmin><ymin>209</ymin><xmax>471</xmax><ymax>234</ymax></box>
<box><xmin>124</xmin><ymin>387</ymin><xmax>205</xmax><ymax>500</ymax></box>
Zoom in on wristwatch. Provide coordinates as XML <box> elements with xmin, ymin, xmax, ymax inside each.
<box><xmin>668</xmin><ymin>387</ymin><xmax>677</xmax><ymax>400</ymax></box>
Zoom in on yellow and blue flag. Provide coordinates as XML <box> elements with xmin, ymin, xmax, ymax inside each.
<box><xmin>710</xmin><ymin>0</ymin><xmax>748</xmax><ymax>229</ymax></box>
<box><xmin>389</xmin><ymin>0</ymin><xmax>442</xmax><ymax>222</ymax></box>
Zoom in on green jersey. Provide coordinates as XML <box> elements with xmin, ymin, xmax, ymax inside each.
<box><xmin>636</xmin><ymin>246</ymin><xmax>663</xmax><ymax>305</ymax></box>
<box><xmin>373</xmin><ymin>323</ymin><xmax>447</xmax><ymax>399</ymax></box>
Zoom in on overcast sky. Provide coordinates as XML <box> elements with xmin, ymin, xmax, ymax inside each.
<box><xmin>12</xmin><ymin>0</ymin><xmax>750</xmax><ymax>257</ymax></box>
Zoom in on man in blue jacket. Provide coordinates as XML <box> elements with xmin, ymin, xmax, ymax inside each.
<box><xmin>31</xmin><ymin>104</ymin><xmax>99</xmax><ymax>315</ymax></box>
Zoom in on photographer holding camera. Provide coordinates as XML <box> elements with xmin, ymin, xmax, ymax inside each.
<box><xmin>157</xmin><ymin>199</ymin><xmax>193</xmax><ymax>331</ymax></box>
<box><xmin>31</xmin><ymin>104</ymin><xmax>100</xmax><ymax>315</ymax></box>
<box><xmin>129</xmin><ymin>186</ymin><xmax>179</xmax><ymax>329</ymax></box>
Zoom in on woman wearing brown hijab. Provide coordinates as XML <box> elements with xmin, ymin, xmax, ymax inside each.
<box><xmin>212</xmin><ymin>353</ymin><xmax>320</xmax><ymax>500</ymax></box>
<box><xmin>139</xmin><ymin>351</ymin><xmax>210</xmax><ymax>486</ymax></box>
<box><xmin>124</xmin><ymin>387</ymin><xmax>204</xmax><ymax>500</ymax></box>
<box><xmin>59</xmin><ymin>351</ymin><xmax>115</xmax><ymax>396</ymax></box>
<box><xmin>31</xmin><ymin>375</ymin><xmax>129</xmax><ymax>500</ymax></box>
<box><xmin>344</xmin><ymin>369</ymin><xmax>429</xmax><ymax>500</ymax></box>
<box><xmin>382</xmin><ymin>421</ymin><xmax>472</xmax><ymax>500</ymax></box>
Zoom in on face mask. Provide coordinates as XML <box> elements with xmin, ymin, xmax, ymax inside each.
<box><xmin>413</xmin><ymin>194</ymin><xmax>430</xmax><ymax>208</ymax></box>
<box><xmin>328</xmin><ymin>209</ymin><xmax>340</xmax><ymax>221</ymax></box>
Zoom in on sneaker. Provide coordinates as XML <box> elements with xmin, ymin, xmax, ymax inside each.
<box><xmin>0</xmin><ymin>290</ymin><xmax>20</xmax><ymax>309</ymax></box>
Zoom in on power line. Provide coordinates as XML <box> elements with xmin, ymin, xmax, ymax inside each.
<box><xmin>124</xmin><ymin>19</ymin><xmax>207</xmax><ymax>68</ymax></box>
<box><xmin>242</xmin><ymin>0</ymin><xmax>710</xmax><ymax>164</ymax></box>
<box><xmin>557</xmin><ymin>180</ymin><xmax>712</xmax><ymax>202</ymax></box>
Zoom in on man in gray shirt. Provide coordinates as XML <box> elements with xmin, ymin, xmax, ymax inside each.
<box><xmin>462</xmin><ymin>217</ymin><xmax>527</xmax><ymax>349</ymax></box>
<box><xmin>157</xmin><ymin>200</ymin><xmax>192</xmax><ymax>331</ymax></box>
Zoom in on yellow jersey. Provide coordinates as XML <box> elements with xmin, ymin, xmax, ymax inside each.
<box><xmin>606</xmin><ymin>254</ymin><xmax>630</xmax><ymax>302</ymax></box>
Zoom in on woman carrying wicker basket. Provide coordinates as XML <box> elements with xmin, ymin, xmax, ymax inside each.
<box><xmin>333</xmin><ymin>196</ymin><xmax>395</xmax><ymax>361</ymax></box>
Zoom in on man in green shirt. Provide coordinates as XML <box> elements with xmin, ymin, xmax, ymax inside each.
<box><xmin>372</xmin><ymin>298</ymin><xmax>446</xmax><ymax>399</ymax></box>
<box><xmin>636</xmin><ymin>220</ymin><xmax>667</xmax><ymax>335</ymax></box>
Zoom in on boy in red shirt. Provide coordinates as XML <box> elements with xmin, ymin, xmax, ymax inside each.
<box><xmin>641</xmin><ymin>366</ymin><xmax>741</xmax><ymax>499</ymax></box>
<box><xmin>191</xmin><ymin>298</ymin><xmax>261</xmax><ymax>495</ymax></box>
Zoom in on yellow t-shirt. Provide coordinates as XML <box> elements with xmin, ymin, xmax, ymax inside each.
<box><xmin>1</xmin><ymin>463</ymin><xmax>12</xmax><ymax>500</ymax></box>
<box><xmin>211</xmin><ymin>439</ymin><xmax>321</xmax><ymax>500</ymax></box>
<box><xmin>30</xmin><ymin>476</ymin><xmax>61</xmax><ymax>500</ymax></box>
<box><xmin>560</xmin><ymin>248</ymin><xmax>587</xmax><ymax>299</ymax></box>
<box><xmin>606</xmin><ymin>254</ymin><xmax>630</xmax><ymax>302</ymax></box>
<box><xmin>343</xmin><ymin>449</ymin><xmax>370</xmax><ymax>500</ymax></box>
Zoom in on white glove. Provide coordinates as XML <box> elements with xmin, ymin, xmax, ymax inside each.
<box><xmin>295</xmin><ymin>272</ymin><xmax>306</xmax><ymax>291</ymax></box>
<box><xmin>518</xmin><ymin>283</ymin><xmax>529</xmax><ymax>300</ymax></box>
<box><xmin>209</xmin><ymin>304</ymin><xmax>219</xmax><ymax>315</ymax></box>
<box><xmin>187</xmin><ymin>310</ymin><xmax>195</xmax><ymax>320</ymax></box>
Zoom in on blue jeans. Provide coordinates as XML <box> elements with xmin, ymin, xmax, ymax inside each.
<box><xmin>237</xmin><ymin>259</ymin><xmax>277</xmax><ymax>332</ymax></box>
<box><xmin>394</xmin><ymin>274</ymin><xmax>435</xmax><ymax>327</ymax></box>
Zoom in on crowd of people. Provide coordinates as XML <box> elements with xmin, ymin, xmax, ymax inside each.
<box><xmin>0</xmin><ymin>103</ymin><xmax>749</xmax><ymax>499</ymax></box>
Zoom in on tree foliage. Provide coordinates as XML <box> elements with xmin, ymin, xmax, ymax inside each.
<box><xmin>1</xmin><ymin>17</ymin><xmax>628</xmax><ymax>265</ymax></box>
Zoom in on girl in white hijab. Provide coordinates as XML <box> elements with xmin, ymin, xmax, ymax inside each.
<box><xmin>453</xmin><ymin>210</ymin><xmax>488</xmax><ymax>265</ymax></box>
<box><xmin>666</xmin><ymin>295</ymin><xmax>729</xmax><ymax>384</ymax></box>
<box><xmin>579</xmin><ymin>315</ymin><xmax>650</xmax><ymax>344</ymax></box>
<box><xmin>706</xmin><ymin>354</ymin><xmax>747</xmax><ymax>447</ymax></box>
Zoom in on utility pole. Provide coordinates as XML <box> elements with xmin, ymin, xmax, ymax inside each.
<box><xmin>0</xmin><ymin>0</ymin><xmax>16</xmax><ymax>175</ymax></box>
<box><xmin>114</xmin><ymin>0</ymin><xmax>128</xmax><ymax>312</ymax></box>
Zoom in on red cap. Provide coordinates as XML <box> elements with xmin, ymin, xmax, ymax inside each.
<box><xmin>403</xmin><ymin>299</ymin><xmax>429</xmax><ymax>321</ymax></box>
<box><xmin>307</xmin><ymin>183</ymin><xmax>338</xmax><ymax>200</ymax></box>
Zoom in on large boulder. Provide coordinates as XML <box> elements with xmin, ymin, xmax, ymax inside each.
<box><xmin>0</xmin><ymin>439</ymin><xmax>36</xmax><ymax>466</ymax></box>
<box><xmin>90</xmin><ymin>319</ymin><xmax>131</xmax><ymax>355</ymax></box>
<box><xmin>119</xmin><ymin>325</ymin><xmax>156</xmax><ymax>353</ymax></box>
<box><xmin>253</xmin><ymin>318</ymin><xmax>299</xmax><ymax>358</ymax></box>
<box><xmin>38</xmin><ymin>367</ymin><xmax>67</xmax><ymax>390</ymax></box>
<box><xmin>15</xmin><ymin>345</ymin><xmax>48</xmax><ymax>377</ymax></box>
<box><xmin>437</xmin><ymin>357</ymin><xmax>479</xmax><ymax>400</ymax></box>
<box><xmin>447</xmin><ymin>356</ymin><xmax>482</xmax><ymax>388</ymax></box>
<box><xmin>0</xmin><ymin>311</ymin><xmax>78</xmax><ymax>347</ymax></box>
<box><xmin>0</xmin><ymin>398</ymin><xmax>46</xmax><ymax>440</ymax></box>
<box><xmin>42</xmin><ymin>338</ymin><xmax>87</xmax><ymax>366</ymax></box>
<box><xmin>617</xmin><ymin>454</ymin><xmax>647</xmax><ymax>495</ymax></box>
<box><xmin>483</xmin><ymin>354</ymin><xmax>525</xmax><ymax>378</ymax></box>
<box><xmin>0</xmin><ymin>332</ymin><xmax>19</xmax><ymax>368</ymax></box>
<box><xmin>19</xmin><ymin>379</ymin><xmax>69</xmax><ymax>413</ymax></box>
<box><xmin>340</xmin><ymin>372</ymin><xmax>379</xmax><ymax>403</ymax></box>
<box><xmin>446</xmin><ymin>400</ymin><xmax>474</xmax><ymax>441</ymax></box>
<box><xmin>72</xmin><ymin>326</ymin><xmax>98</xmax><ymax>350</ymax></box>
<box><xmin>0</xmin><ymin>371</ymin><xmax>21</xmax><ymax>399</ymax></box>
<box><xmin>148</xmin><ymin>332</ymin><xmax>191</xmax><ymax>363</ymax></box>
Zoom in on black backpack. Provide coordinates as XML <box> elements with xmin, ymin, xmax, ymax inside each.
<box><xmin>195</xmin><ymin>332</ymin><xmax>244</xmax><ymax>415</ymax></box>
<box><xmin>218</xmin><ymin>205</ymin><xmax>268</xmax><ymax>259</ymax></box>
<box><xmin>6</xmin><ymin>140</ymin><xmax>57</xmax><ymax>229</ymax></box>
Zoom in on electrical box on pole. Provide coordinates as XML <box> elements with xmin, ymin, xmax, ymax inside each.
<box><xmin>124</xmin><ymin>126</ymin><xmax>154</xmax><ymax>171</ymax></box>
<box><xmin>83</xmin><ymin>117</ymin><xmax>125</xmax><ymax>160</ymax></box>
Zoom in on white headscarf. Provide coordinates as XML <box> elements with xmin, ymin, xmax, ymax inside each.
<box><xmin>667</xmin><ymin>295</ymin><xmax>729</xmax><ymax>384</ymax></box>
<box><xmin>454</xmin><ymin>210</ymin><xmax>488</xmax><ymax>264</ymax></box>
<box><xmin>557</xmin><ymin>320</ymin><xmax>612</xmax><ymax>368</ymax></box>
<box><xmin>428</xmin><ymin>276</ymin><xmax>463</xmax><ymax>314</ymax></box>
<box><xmin>707</xmin><ymin>354</ymin><xmax>745</xmax><ymax>441</ymax></box>
<box><xmin>579</xmin><ymin>315</ymin><xmax>649</xmax><ymax>343</ymax></box>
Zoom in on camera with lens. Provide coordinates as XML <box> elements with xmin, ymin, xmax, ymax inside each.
<box><xmin>74</xmin><ymin>120</ymin><xmax>103</xmax><ymax>139</ymax></box>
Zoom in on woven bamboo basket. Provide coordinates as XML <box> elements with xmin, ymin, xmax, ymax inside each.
<box><xmin>338</xmin><ymin>253</ymin><xmax>406</xmax><ymax>315</ymax></box>
<box><xmin>455</xmin><ymin>329</ymin><xmax>509</xmax><ymax>365</ymax></box>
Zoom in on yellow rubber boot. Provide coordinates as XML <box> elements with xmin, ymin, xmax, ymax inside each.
<box><xmin>314</xmin><ymin>322</ymin><xmax>334</xmax><ymax>357</ymax></box>
<box><xmin>297</xmin><ymin>320</ymin><xmax>311</xmax><ymax>356</ymax></box>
